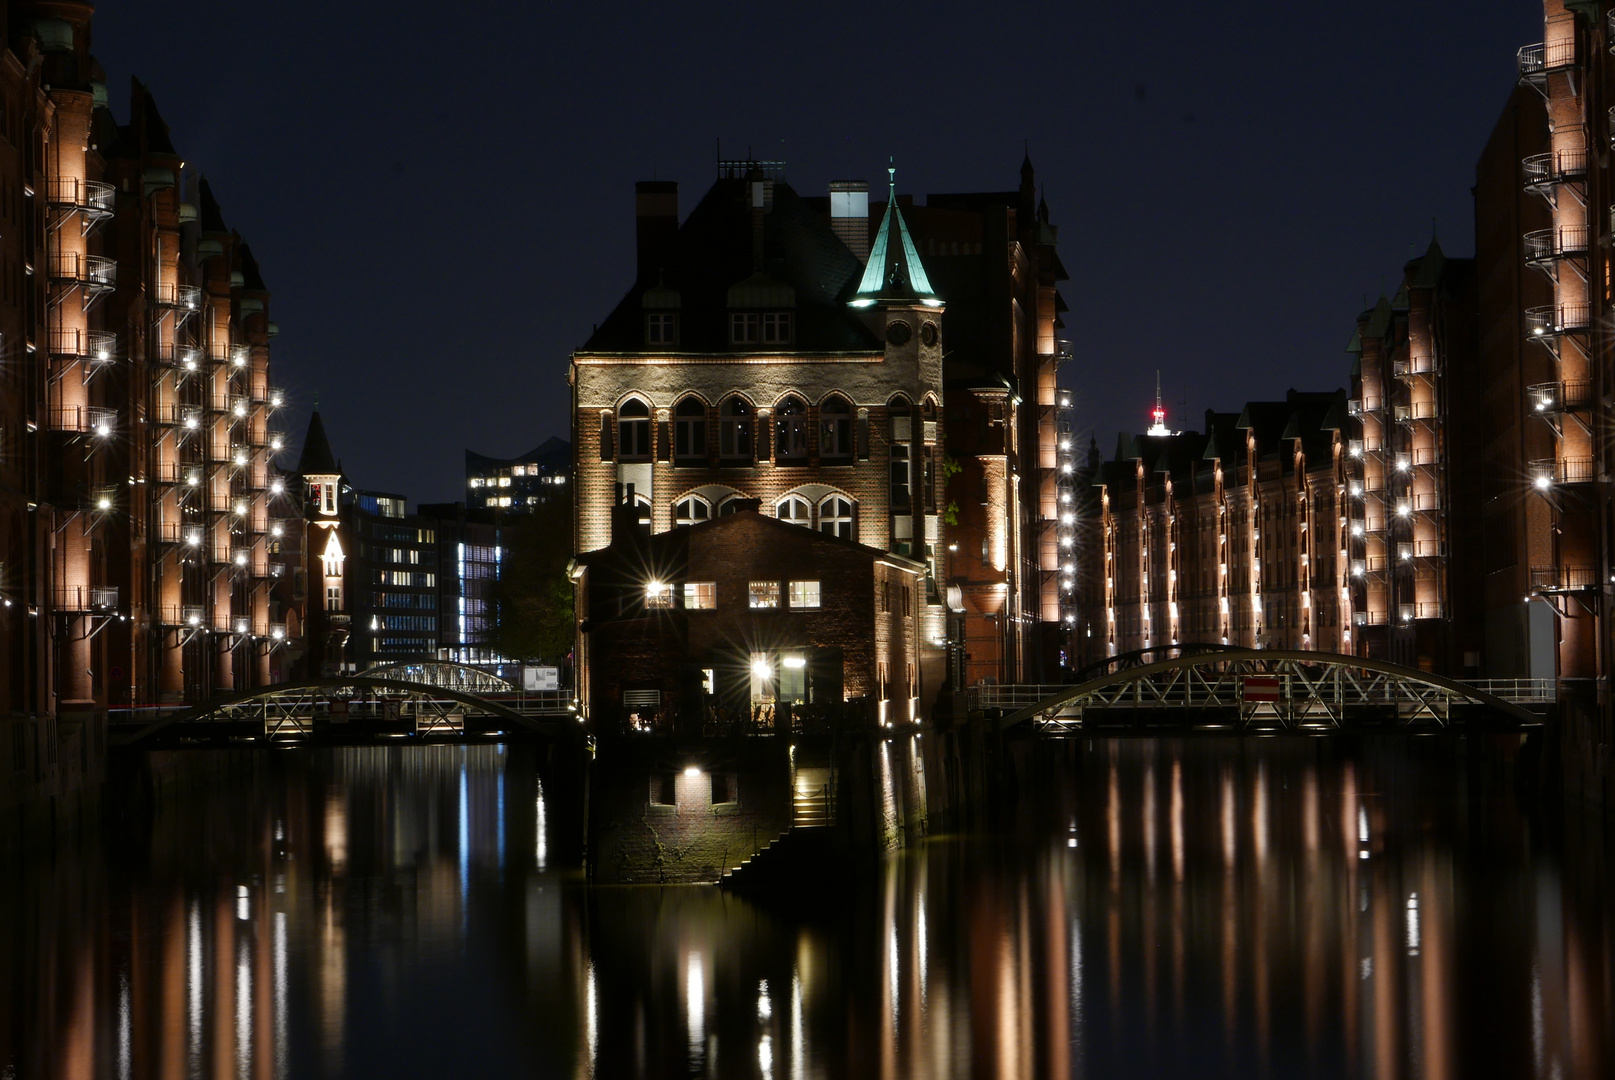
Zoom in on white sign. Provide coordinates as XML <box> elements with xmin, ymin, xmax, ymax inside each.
<box><xmin>524</xmin><ymin>666</ymin><xmax>560</xmax><ymax>691</ymax></box>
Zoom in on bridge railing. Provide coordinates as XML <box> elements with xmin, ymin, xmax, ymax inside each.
<box><xmin>1465</xmin><ymin>678</ymin><xmax>1556</xmax><ymax>704</ymax></box>
<box><xmin>970</xmin><ymin>676</ymin><xmax>1558</xmax><ymax>713</ymax></box>
<box><xmin>965</xmin><ymin>684</ymin><xmax>1073</xmax><ymax>712</ymax></box>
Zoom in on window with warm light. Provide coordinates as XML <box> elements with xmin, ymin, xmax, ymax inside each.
<box><xmin>749</xmin><ymin>581</ymin><xmax>779</xmax><ymax>609</ymax></box>
<box><xmin>644</xmin><ymin>581</ymin><xmax>673</xmax><ymax>609</ymax></box>
<box><xmin>788</xmin><ymin>580</ymin><xmax>820</xmax><ymax>608</ymax></box>
<box><xmin>684</xmin><ymin>581</ymin><xmax>716</xmax><ymax>609</ymax></box>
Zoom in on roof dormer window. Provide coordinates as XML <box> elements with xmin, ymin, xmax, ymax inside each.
<box><xmin>731</xmin><ymin>311</ymin><xmax>791</xmax><ymax>345</ymax></box>
<box><xmin>647</xmin><ymin>312</ymin><xmax>678</xmax><ymax>346</ymax></box>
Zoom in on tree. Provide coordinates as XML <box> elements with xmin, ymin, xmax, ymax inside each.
<box><xmin>488</xmin><ymin>489</ymin><xmax>575</xmax><ymax>664</ymax></box>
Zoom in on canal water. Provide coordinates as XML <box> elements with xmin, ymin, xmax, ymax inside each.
<box><xmin>1</xmin><ymin>737</ymin><xmax>1609</xmax><ymax>1079</ymax></box>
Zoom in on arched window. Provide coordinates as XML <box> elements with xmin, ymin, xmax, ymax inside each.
<box><xmin>776</xmin><ymin>494</ymin><xmax>811</xmax><ymax>527</ymax></box>
<box><xmin>819</xmin><ymin>395</ymin><xmax>852</xmax><ymax>462</ymax></box>
<box><xmin>819</xmin><ymin>496</ymin><xmax>855</xmax><ymax>540</ymax></box>
<box><xmin>718</xmin><ymin>495</ymin><xmax>748</xmax><ymax>516</ymax></box>
<box><xmin>718</xmin><ymin>398</ymin><xmax>753</xmax><ymax>461</ymax></box>
<box><xmin>617</xmin><ymin>398</ymin><xmax>651</xmax><ymax>461</ymax></box>
<box><xmin>674</xmin><ymin>397</ymin><xmax>707</xmax><ymax>462</ymax></box>
<box><xmin>774</xmin><ymin>395</ymin><xmax>808</xmax><ymax>463</ymax></box>
<box><xmin>673</xmin><ymin>495</ymin><xmax>711</xmax><ymax>528</ymax></box>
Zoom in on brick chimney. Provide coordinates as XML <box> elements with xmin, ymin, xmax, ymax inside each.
<box><xmin>635</xmin><ymin>181</ymin><xmax>678</xmax><ymax>284</ymax></box>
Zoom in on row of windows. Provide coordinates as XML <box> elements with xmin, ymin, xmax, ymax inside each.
<box><xmin>644</xmin><ymin>311</ymin><xmax>793</xmax><ymax>347</ymax></box>
<box><xmin>375</xmin><ymin>615</ymin><xmax>437</xmax><ymax>632</ymax></box>
<box><xmin>643</xmin><ymin>580</ymin><xmax>821</xmax><ymax>611</ymax></box>
<box><xmin>671</xmin><ymin>493</ymin><xmax>855</xmax><ymax>538</ymax></box>
<box><xmin>611</xmin><ymin>395</ymin><xmax>856</xmax><ymax>464</ymax></box>
<box><xmin>374</xmin><ymin>570</ymin><xmax>435</xmax><ymax>587</ymax></box>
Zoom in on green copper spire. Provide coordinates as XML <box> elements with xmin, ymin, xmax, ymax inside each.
<box><xmin>851</xmin><ymin>163</ymin><xmax>938</xmax><ymax>306</ymax></box>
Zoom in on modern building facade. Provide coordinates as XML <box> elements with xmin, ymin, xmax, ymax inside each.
<box><xmin>0</xmin><ymin>2</ymin><xmax>293</xmax><ymax>785</ymax></box>
<box><xmin>465</xmin><ymin>435</ymin><xmax>568</xmax><ymax>513</ymax></box>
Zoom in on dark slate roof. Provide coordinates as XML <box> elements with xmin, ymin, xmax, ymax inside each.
<box><xmin>238</xmin><ymin>241</ymin><xmax>266</xmax><ymax>291</ymax></box>
<box><xmin>581</xmin><ymin>177</ymin><xmax>880</xmax><ymax>353</ymax></box>
<box><xmin>199</xmin><ymin>177</ymin><xmax>228</xmax><ymax>234</ymax></box>
<box><xmin>296</xmin><ymin>411</ymin><xmax>339</xmax><ymax>477</ymax></box>
<box><xmin>139</xmin><ymin>83</ymin><xmax>177</xmax><ymax>156</ymax></box>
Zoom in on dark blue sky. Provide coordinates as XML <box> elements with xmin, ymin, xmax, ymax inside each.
<box><xmin>92</xmin><ymin>1</ymin><xmax>1543</xmax><ymax>502</ymax></box>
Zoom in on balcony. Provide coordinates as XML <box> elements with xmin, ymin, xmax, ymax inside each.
<box><xmin>152</xmin><ymin>342</ymin><xmax>203</xmax><ymax>373</ymax></box>
<box><xmin>48</xmin><ymin>252</ymin><xmax>116</xmax><ymax>291</ymax></box>
<box><xmin>1524</xmin><ymin>225</ymin><xmax>1589</xmax><ymax>270</ymax></box>
<box><xmin>1531</xmin><ymin>565</ymin><xmax>1599</xmax><ymax>594</ymax></box>
<box><xmin>1412</xmin><ymin>445</ymin><xmax>1440</xmax><ymax>466</ymax></box>
<box><xmin>1416</xmin><ymin>602</ymin><xmax>1443</xmax><ymax>619</ymax></box>
<box><xmin>1527</xmin><ymin>380</ymin><xmax>1593</xmax><ymax>415</ymax></box>
<box><xmin>1525</xmin><ymin>302</ymin><xmax>1592</xmax><ymax>339</ymax></box>
<box><xmin>54</xmin><ymin>406</ymin><xmax>119</xmax><ymax>438</ymax></box>
<box><xmin>56</xmin><ymin>585</ymin><xmax>119</xmax><ymax>612</ymax></box>
<box><xmin>1414</xmin><ymin>491</ymin><xmax>1442</xmax><ymax>512</ymax></box>
<box><xmin>153</xmin><ymin>282</ymin><xmax>202</xmax><ymax>312</ymax></box>
<box><xmin>1353</xmin><ymin>609</ymin><xmax>1390</xmax><ymax>627</ymax></box>
<box><xmin>1522</xmin><ymin>147</ymin><xmax>1588</xmax><ymax>196</ymax></box>
<box><xmin>1529</xmin><ymin>457</ymin><xmax>1598</xmax><ymax>489</ymax></box>
<box><xmin>47</xmin><ymin>177</ymin><xmax>115</xmax><ymax>218</ymax></box>
<box><xmin>1519</xmin><ymin>40</ymin><xmax>1576</xmax><ymax>84</ymax></box>
<box><xmin>48</xmin><ymin>329</ymin><xmax>118</xmax><ymax>367</ymax></box>
<box><xmin>229</xmin><ymin>344</ymin><xmax>250</xmax><ymax>369</ymax></box>
<box><xmin>1392</xmin><ymin>355</ymin><xmax>1436</xmax><ymax>379</ymax></box>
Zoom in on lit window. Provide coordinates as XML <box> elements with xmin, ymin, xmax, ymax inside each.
<box><xmin>684</xmin><ymin>581</ymin><xmax>716</xmax><ymax>609</ymax></box>
<box><xmin>644</xmin><ymin>581</ymin><xmax>673</xmax><ymax>609</ymax></box>
<box><xmin>776</xmin><ymin>495</ymin><xmax>811</xmax><ymax>526</ymax></box>
<box><xmin>674</xmin><ymin>496</ymin><xmax>711</xmax><ymax>528</ymax></box>
<box><xmin>788</xmin><ymin>580</ymin><xmax>821</xmax><ymax>608</ymax></box>
<box><xmin>749</xmin><ymin>581</ymin><xmax>779</xmax><ymax>609</ymax></box>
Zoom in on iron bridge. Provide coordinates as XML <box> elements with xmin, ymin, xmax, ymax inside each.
<box><xmin>970</xmin><ymin>650</ymin><xmax>1552</xmax><ymax>734</ymax></box>
<box><xmin>110</xmin><ymin>677</ymin><xmax>581</xmax><ymax>749</ymax></box>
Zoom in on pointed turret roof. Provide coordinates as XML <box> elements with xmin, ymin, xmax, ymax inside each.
<box><xmin>297</xmin><ymin>411</ymin><xmax>340</xmax><ymax>477</ymax></box>
<box><xmin>852</xmin><ymin>167</ymin><xmax>938</xmax><ymax>305</ymax></box>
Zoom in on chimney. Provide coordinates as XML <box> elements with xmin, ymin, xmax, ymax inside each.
<box><xmin>635</xmin><ymin>181</ymin><xmax>678</xmax><ymax>284</ymax></box>
<box><xmin>830</xmin><ymin>180</ymin><xmax>870</xmax><ymax>262</ymax></box>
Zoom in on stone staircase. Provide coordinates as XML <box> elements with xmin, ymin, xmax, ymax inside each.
<box><xmin>719</xmin><ymin>772</ymin><xmax>837</xmax><ymax>892</ymax></box>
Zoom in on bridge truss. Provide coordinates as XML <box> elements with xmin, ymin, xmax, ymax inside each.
<box><xmin>112</xmin><ymin>677</ymin><xmax>579</xmax><ymax>748</ymax></box>
<box><xmin>989</xmin><ymin>650</ymin><xmax>1548</xmax><ymax>734</ymax></box>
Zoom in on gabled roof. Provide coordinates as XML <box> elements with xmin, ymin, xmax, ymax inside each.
<box><xmin>853</xmin><ymin>170</ymin><xmax>938</xmax><ymax>303</ymax></box>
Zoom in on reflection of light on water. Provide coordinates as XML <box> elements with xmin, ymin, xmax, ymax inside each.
<box><xmin>1070</xmin><ymin>916</ymin><xmax>1084</xmax><ymax>1069</ymax></box>
<box><xmin>758</xmin><ymin>980</ymin><xmax>772</xmax><ymax>1020</ymax></box>
<box><xmin>188</xmin><ymin>900</ymin><xmax>203</xmax><ymax>1074</ymax></box>
<box><xmin>888</xmin><ymin>924</ymin><xmax>900</xmax><ymax>1019</ymax></box>
<box><xmin>237</xmin><ymin>884</ymin><xmax>250</xmax><ymax>921</ymax></box>
<box><xmin>1221</xmin><ymin>768</ymin><xmax>1235</xmax><ymax>869</ymax></box>
<box><xmin>686</xmin><ymin>951</ymin><xmax>705</xmax><ymax>1066</ymax></box>
<box><xmin>916</xmin><ymin>895</ymin><xmax>927</xmax><ymax>1001</ymax></box>
<box><xmin>1406</xmin><ymin>893</ymin><xmax>1420</xmax><ymax>955</ymax></box>
<box><xmin>324</xmin><ymin>793</ymin><xmax>347</xmax><ymax>870</ymax></box>
<box><xmin>1531</xmin><ymin>962</ymin><xmax>1543</xmax><ymax>1074</ymax></box>
<box><xmin>535</xmin><ymin>778</ymin><xmax>548</xmax><ymax>870</ymax></box>
<box><xmin>497</xmin><ymin>764</ymin><xmax>507</xmax><ymax>872</ymax></box>
<box><xmin>236</xmin><ymin>937</ymin><xmax>252</xmax><ymax>1080</ymax></box>
<box><xmin>459</xmin><ymin>759</ymin><xmax>470</xmax><ymax>904</ymax></box>
<box><xmin>117</xmin><ymin>967</ymin><xmax>130</xmax><ymax>1080</ymax></box>
<box><xmin>1359</xmin><ymin>806</ymin><xmax>1369</xmax><ymax>843</ymax></box>
<box><xmin>790</xmin><ymin>971</ymin><xmax>804</xmax><ymax>1080</ymax></box>
<box><xmin>586</xmin><ymin>961</ymin><xmax>598</xmax><ymax>1069</ymax></box>
<box><xmin>274</xmin><ymin>911</ymin><xmax>288</xmax><ymax>1080</ymax></box>
<box><xmin>759</xmin><ymin>1033</ymin><xmax>774</xmax><ymax>1077</ymax></box>
<box><xmin>1170</xmin><ymin>760</ymin><xmax>1184</xmax><ymax>881</ymax></box>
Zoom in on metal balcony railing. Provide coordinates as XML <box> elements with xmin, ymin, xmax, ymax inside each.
<box><xmin>1528</xmin><ymin>380</ymin><xmax>1594</xmax><ymax>414</ymax></box>
<box><xmin>1413</xmin><ymin>539</ymin><xmax>1445</xmax><ymax>558</ymax></box>
<box><xmin>1525</xmin><ymin>302</ymin><xmax>1592</xmax><ymax>337</ymax></box>
<box><xmin>48</xmin><ymin>252</ymin><xmax>116</xmax><ymax>289</ymax></box>
<box><xmin>1525</xmin><ymin>225</ymin><xmax>1590</xmax><ymax>266</ymax></box>
<box><xmin>1530</xmin><ymin>565</ymin><xmax>1599</xmax><ymax>593</ymax></box>
<box><xmin>48</xmin><ymin>328</ymin><xmax>117</xmax><ymax>363</ymax></box>
<box><xmin>1398</xmin><ymin>603</ymin><xmax>1416</xmax><ymax>622</ymax></box>
<box><xmin>1414</xmin><ymin>491</ymin><xmax>1442</xmax><ymax>512</ymax></box>
<box><xmin>229</xmin><ymin>344</ymin><xmax>250</xmax><ymax>368</ymax></box>
<box><xmin>1415</xmin><ymin>602</ymin><xmax>1443</xmax><ymax>619</ymax></box>
<box><xmin>1347</xmin><ymin>398</ymin><xmax>1363</xmax><ymax>417</ymax></box>
<box><xmin>1530</xmin><ymin>457</ymin><xmax>1598</xmax><ymax>486</ymax></box>
<box><xmin>47</xmin><ymin>177</ymin><xmax>115</xmax><ymax>215</ymax></box>
<box><xmin>55</xmin><ymin>585</ymin><xmax>119</xmax><ymax>612</ymax></box>
<box><xmin>1523</xmin><ymin>147</ymin><xmax>1589</xmax><ymax>191</ymax></box>
<box><xmin>1519</xmin><ymin>40</ymin><xmax>1576</xmax><ymax>78</ymax></box>
<box><xmin>151</xmin><ymin>342</ymin><xmax>204</xmax><ymax>371</ymax></box>
<box><xmin>153</xmin><ymin>282</ymin><xmax>202</xmax><ymax>311</ymax></box>
<box><xmin>1413</xmin><ymin>446</ymin><xmax>1439</xmax><ymax>466</ymax></box>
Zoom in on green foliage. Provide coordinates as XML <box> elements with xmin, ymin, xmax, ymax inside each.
<box><xmin>939</xmin><ymin>453</ymin><xmax>964</xmax><ymax>525</ymax></box>
<box><xmin>489</xmin><ymin>489</ymin><xmax>575</xmax><ymax>664</ymax></box>
<box><xmin>941</xmin><ymin>500</ymin><xmax>961</xmax><ymax>527</ymax></box>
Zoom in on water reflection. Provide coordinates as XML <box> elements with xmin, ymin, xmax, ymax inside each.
<box><xmin>0</xmin><ymin>738</ymin><xmax>1609</xmax><ymax>1078</ymax></box>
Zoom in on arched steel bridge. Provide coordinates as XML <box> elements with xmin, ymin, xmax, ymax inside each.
<box><xmin>974</xmin><ymin>650</ymin><xmax>1552</xmax><ymax>734</ymax></box>
<box><xmin>357</xmin><ymin>661</ymin><xmax>517</xmax><ymax>694</ymax></box>
<box><xmin>110</xmin><ymin>677</ymin><xmax>581</xmax><ymax>748</ymax></box>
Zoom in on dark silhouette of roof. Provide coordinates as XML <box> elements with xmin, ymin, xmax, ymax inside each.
<box><xmin>581</xmin><ymin>176</ymin><xmax>880</xmax><ymax>353</ymax></box>
<box><xmin>296</xmin><ymin>411</ymin><xmax>339</xmax><ymax>477</ymax></box>
<box><xmin>465</xmin><ymin>436</ymin><xmax>570</xmax><ymax>473</ymax></box>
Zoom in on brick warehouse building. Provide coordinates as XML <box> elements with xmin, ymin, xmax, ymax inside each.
<box><xmin>570</xmin><ymin>158</ymin><xmax>1072</xmax><ymax>716</ymax></box>
<box><xmin>574</xmin><ymin>505</ymin><xmax>925</xmax><ymax>734</ymax></box>
<box><xmin>0</xmin><ymin>3</ymin><xmax>294</xmax><ymax>815</ymax></box>
<box><xmin>570</xmin><ymin>162</ymin><xmax>950</xmax><ymax>717</ymax></box>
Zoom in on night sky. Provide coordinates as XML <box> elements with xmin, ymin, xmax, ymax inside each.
<box><xmin>92</xmin><ymin>1</ymin><xmax>1542</xmax><ymax>503</ymax></box>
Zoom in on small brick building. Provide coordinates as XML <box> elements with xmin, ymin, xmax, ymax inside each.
<box><xmin>574</xmin><ymin>506</ymin><xmax>926</xmax><ymax>734</ymax></box>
